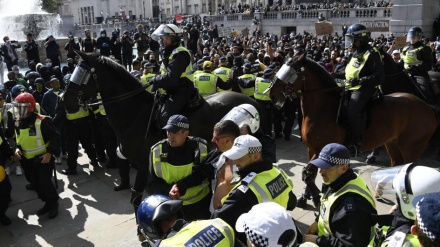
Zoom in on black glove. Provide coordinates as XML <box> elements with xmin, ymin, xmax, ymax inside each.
<box><xmin>130</xmin><ymin>188</ymin><xmax>143</xmax><ymax>208</ymax></box>
<box><xmin>348</xmin><ymin>78</ymin><xmax>360</xmax><ymax>87</ymax></box>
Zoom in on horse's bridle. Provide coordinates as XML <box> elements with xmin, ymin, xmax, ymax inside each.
<box><xmin>68</xmin><ymin>61</ymin><xmax>150</xmax><ymax>107</ymax></box>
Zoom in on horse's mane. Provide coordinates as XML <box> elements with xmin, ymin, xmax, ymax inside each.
<box><xmin>96</xmin><ymin>56</ymin><xmax>144</xmax><ymax>89</ymax></box>
<box><xmin>299</xmin><ymin>56</ymin><xmax>338</xmax><ymax>88</ymax></box>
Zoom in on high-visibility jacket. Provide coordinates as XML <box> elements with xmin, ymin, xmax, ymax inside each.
<box><xmin>254</xmin><ymin>77</ymin><xmax>272</xmax><ymax>101</ymax></box>
<box><xmin>345</xmin><ymin>48</ymin><xmax>381</xmax><ymax>91</ymax></box>
<box><xmin>16</xmin><ymin>115</ymin><xmax>49</xmax><ymax>159</ymax></box>
<box><xmin>66</xmin><ymin>106</ymin><xmax>90</xmax><ymax>120</ymax></box>
<box><xmin>213</xmin><ymin>67</ymin><xmax>232</xmax><ymax>92</ymax></box>
<box><xmin>401</xmin><ymin>45</ymin><xmax>424</xmax><ymax>70</ymax></box>
<box><xmin>318</xmin><ymin>175</ymin><xmax>376</xmax><ymax>237</ymax></box>
<box><xmin>151</xmin><ymin>137</ymin><xmax>209</xmax><ymax>205</ymax></box>
<box><xmin>193</xmin><ymin>72</ymin><xmax>217</xmax><ymax>98</ymax></box>
<box><xmin>369</xmin><ymin>225</ymin><xmax>420</xmax><ymax>247</ymax></box>
<box><xmin>238</xmin><ymin>73</ymin><xmax>256</xmax><ymax>97</ymax></box>
<box><xmin>221</xmin><ymin>167</ymin><xmax>293</xmax><ymax>207</ymax></box>
<box><xmin>158</xmin><ymin>218</ymin><xmax>235</xmax><ymax>247</ymax></box>
<box><xmin>160</xmin><ymin>46</ymin><xmax>194</xmax><ymax>81</ymax></box>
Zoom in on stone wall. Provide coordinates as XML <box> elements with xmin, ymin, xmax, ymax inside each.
<box><xmin>14</xmin><ymin>39</ymin><xmax>70</xmax><ymax>68</ymax></box>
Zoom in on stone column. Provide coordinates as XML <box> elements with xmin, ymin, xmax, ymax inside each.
<box><xmin>390</xmin><ymin>0</ymin><xmax>440</xmax><ymax>39</ymax></box>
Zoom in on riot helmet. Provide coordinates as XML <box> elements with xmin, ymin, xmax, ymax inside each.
<box><xmin>150</xmin><ymin>24</ymin><xmax>182</xmax><ymax>44</ymax></box>
<box><xmin>221</xmin><ymin>104</ymin><xmax>260</xmax><ymax>134</ymax></box>
<box><xmin>137</xmin><ymin>195</ymin><xmax>183</xmax><ymax>240</ymax></box>
<box><xmin>345</xmin><ymin>23</ymin><xmax>370</xmax><ymax>49</ymax></box>
<box><xmin>10</xmin><ymin>84</ymin><xmax>26</xmax><ymax>100</ymax></box>
<box><xmin>406</xmin><ymin>26</ymin><xmax>423</xmax><ymax>43</ymax></box>
<box><xmin>371</xmin><ymin>163</ymin><xmax>440</xmax><ymax>220</ymax></box>
<box><xmin>13</xmin><ymin>92</ymin><xmax>36</xmax><ymax>120</ymax></box>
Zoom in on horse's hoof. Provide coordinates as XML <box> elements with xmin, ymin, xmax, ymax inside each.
<box><xmin>296</xmin><ymin>194</ymin><xmax>308</xmax><ymax>208</ymax></box>
<box><xmin>366</xmin><ymin>155</ymin><xmax>376</xmax><ymax>164</ymax></box>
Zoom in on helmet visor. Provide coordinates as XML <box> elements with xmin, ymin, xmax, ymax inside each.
<box><xmin>345</xmin><ymin>35</ymin><xmax>354</xmax><ymax>49</ymax></box>
<box><xmin>12</xmin><ymin>102</ymin><xmax>30</xmax><ymax>120</ymax></box>
<box><xmin>406</xmin><ymin>31</ymin><xmax>420</xmax><ymax>43</ymax></box>
<box><xmin>370</xmin><ymin>165</ymin><xmax>405</xmax><ymax>202</ymax></box>
<box><xmin>151</xmin><ymin>24</ymin><xmax>173</xmax><ymax>41</ymax></box>
<box><xmin>221</xmin><ymin>107</ymin><xmax>258</xmax><ymax>133</ymax></box>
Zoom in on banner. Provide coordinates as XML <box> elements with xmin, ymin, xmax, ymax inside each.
<box><xmin>175</xmin><ymin>14</ymin><xmax>183</xmax><ymax>23</ymax></box>
<box><xmin>360</xmin><ymin>20</ymin><xmax>389</xmax><ymax>32</ymax></box>
<box><xmin>315</xmin><ymin>21</ymin><xmax>333</xmax><ymax>36</ymax></box>
<box><xmin>394</xmin><ymin>36</ymin><xmax>407</xmax><ymax>49</ymax></box>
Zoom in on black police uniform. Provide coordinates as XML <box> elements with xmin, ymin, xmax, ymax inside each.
<box><xmin>0</xmin><ymin>125</ymin><xmax>13</xmax><ymax>225</ymax></box>
<box><xmin>149</xmin><ymin>44</ymin><xmax>196</xmax><ymax>126</ymax></box>
<box><xmin>15</xmin><ymin>113</ymin><xmax>60</xmax><ymax>213</ymax></box>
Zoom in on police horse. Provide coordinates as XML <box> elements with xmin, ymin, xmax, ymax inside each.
<box><xmin>268</xmin><ymin>53</ymin><xmax>438</xmax><ymax>208</ymax></box>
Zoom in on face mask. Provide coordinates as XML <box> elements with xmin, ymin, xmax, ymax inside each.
<box><xmin>46</xmin><ymin>63</ymin><xmax>52</xmax><ymax>67</ymax></box>
<box><xmin>150</xmin><ymin>59</ymin><xmax>156</xmax><ymax>63</ymax></box>
<box><xmin>101</xmin><ymin>34</ymin><xmax>106</xmax><ymax>37</ymax></box>
<box><xmin>86</xmin><ymin>34</ymin><xmax>91</xmax><ymax>38</ymax></box>
<box><xmin>13</xmin><ymin>70</ymin><xmax>19</xmax><ymax>75</ymax></box>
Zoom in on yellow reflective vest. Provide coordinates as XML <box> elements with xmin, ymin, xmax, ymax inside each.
<box><xmin>158</xmin><ymin>218</ymin><xmax>235</xmax><ymax>247</ymax></box>
<box><xmin>160</xmin><ymin>46</ymin><xmax>194</xmax><ymax>81</ymax></box>
<box><xmin>401</xmin><ymin>46</ymin><xmax>424</xmax><ymax>70</ymax></box>
<box><xmin>368</xmin><ymin>225</ymin><xmax>420</xmax><ymax>247</ymax></box>
<box><xmin>66</xmin><ymin>106</ymin><xmax>90</xmax><ymax>120</ymax></box>
<box><xmin>254</xmin><ymin>77</ymin><xmax>271</xmax><ymax>101</ymax></box>
<box><xmin>193</xmin><ymin>72</ymin><xmax>218</xmax><ymax>98</ymax></box>
<box><xmin>238</xmin><ymin>74</ymin><xmax>256</xmax><ymax>97</ymax></box>
<box><xmin>345</xmin><ymin>48</ymin><xmax>380</xmax><ymax>91</ymax></box>
<box><xmin>222</xmin><ymin>166</ymin><xmax>293</xmax><ymax>207</ymax></box>
<box><xmin>151</xmin><ymin>137</ymin><xmax>209</xmax><ymax>205</ymax></box>
<box><xmin>213</xmin><ymin>67</ymin><xmax>232</xmax><ymax>92</ymax></box>
<box><xmin>318</xmin><ymin>175</ymin><xmax>376</xmax><ymax>237</ymax></box>
<box><xmin>16</xmin><ymin>115</ymin><xmax>49</xmax><ymax>159</ymax></box>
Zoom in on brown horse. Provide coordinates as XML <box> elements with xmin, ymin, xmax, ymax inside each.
<box><xmin>268</xmin><ymin>54</ymin><xmax>438</xmax><ymax>207</ymax></box>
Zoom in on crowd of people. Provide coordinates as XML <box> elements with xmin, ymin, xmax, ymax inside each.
<box><xmin>1</xmin><ymin>17</ymin><xmax>440</xmax><ymax>247</ymax></box>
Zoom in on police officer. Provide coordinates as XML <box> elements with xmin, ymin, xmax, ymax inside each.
<box><xmin>212</xmin><ymin>134</ymin><xmax>295</xmax><ymax>244</ymax></box>
<box><xmin>213</xmin><ymin>57</ymin><xmax>232</xmax><ymax>92</ymax></box>
<box><xmin>141</xmin><ymin>63</ymin><xmax>158</xmax><ymax>93</ymax></box>
<box><xmin>227</xmin><ymin>63</ymin><xmax>256</xmax><ymax>98</ymax></box>
<box><xmin>254</xmin><ymin>68</ymin><xmax>274</xmax><ymax>135</ymax></box>
<box><xmin>411</xmin><ymin>192</ymin><xmax>440</xmax><ymax>247</ymax></box>
<box><xmin>401</xmin><ymin>26</ymin><xmax>435</xmax><ymax>104</ymax></box>
<box><xmin>303</xmin><ymin>143</ymin><xmax>377</xmax><ymax>246</ymax></box>
<box><xmin>339</xmin><ymin>23</ymin><xmax>384</xmax><ymax>156</ymax></box>
<box><xmin>193</xmin><ymin>61</ymin><xmax>230</xmax><ymax>98</ymax></box>
<box><xmin>370</xmin><ymin>163</ymin><xmax>440</xmax><ymax>247</ymax></box>
<box><xmin>81</xmin><ymin>29</ymin><xmax>96</xmax><ymax>53</ymax></box>
<box><xmin>149</xmin><ymin>24</ymin><xmax>196</xmax><ymax>126</ymax></box>
<box><xmin>137</xmin><ymin>195</ymin><xmax>235</xmax><ymax>247</ymax></box>
<box><xmin>14</xmin><ymin>93</ymin><xmax>60</xmax><ymax>219</ymax></box>
<box><xmin>146</xmin><ymin>115</ymin><xmax>212</xmax><ymax>221</ymax></box>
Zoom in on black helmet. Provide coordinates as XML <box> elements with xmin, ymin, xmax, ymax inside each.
<box><xmin>345</xmin><ymin>23</ymin><xmax>370</xmax><ymax>49</ymax></box>
<box><xmin>407</xmin><ymin>26</ymin><xmax>423</xmax><ymax>42</ymax></box>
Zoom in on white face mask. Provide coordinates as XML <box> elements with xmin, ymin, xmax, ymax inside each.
<box><xmin>46</xmin><ymin>63</ymin><xmax>52</xmax><ymax>67</ymax></box>
<box><xmin>101</xmin><ymin>34</ymin><xmax>106</xmax><ymax>37</ymax></box>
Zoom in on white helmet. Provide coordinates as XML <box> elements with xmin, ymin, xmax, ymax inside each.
<box><xmin>371</xmin><ymin>163</ymin><xmax>440</xmax><ymax>220</ymax></box>
<box><xmin>151</xmin><ymin>24</ymin><xmax>182</xmax><ymax>41</ymax></box>
<box><xmin>221</xmin><ymin>104</ymin><xmax>260</xmax><ymax>133</ymax></box>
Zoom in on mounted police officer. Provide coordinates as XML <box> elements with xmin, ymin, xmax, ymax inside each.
<box><xmin>339</xmin><ymin>23</ymin><xmax>384</xmax><ymax>157</ymax></box>
<box><xmin>137</xmin><ymin>194</ymin><xmax>235</xmax><ymax>247</ymax></box>
<box><xmin>149</xmin><ymin>24</ymin><xmax>196</xmax><ymax>127</ymax></box>
<box><xmin>401</xmin><ymin>26</ymin><xmax>435</xmax><ymax>104</ymax></box>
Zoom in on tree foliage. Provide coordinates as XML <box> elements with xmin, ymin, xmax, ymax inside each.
<box><xmin>41</xmin><ymin>0</ymin><xmax>57</xmax><ymax>13</ymax></box>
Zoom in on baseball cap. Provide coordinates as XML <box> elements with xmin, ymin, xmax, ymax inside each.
<box><xmin>242</xmin><ymin>63</ymin><xmax>252</xmax><ymax>70</ymax></box>
<box><xmin>223</xmin><ymin>135</ymin><xmax>262</xmax><ymax>160</ymax></box>
<box><xmin>236</xmin><ymin>202</ymin><xmax>297</xmax><ymax>247</ymax></box>
<box><xmin>413</xmin><ymin>192</ymin><xmax>440</xmax><ymax>243</ymax></box>
<box><xmin>392</xmin><ymin>50</ymin><xmax>400</xmax><ymax>55</ymax></box>
<box><xmin>203</xmin><ymin>61</ymin><xmax>212</xmax><ymax>69</ymax></box>
<box><xmin>130</xmin><ymin>70</ymin><xmax>141</xmax><ymax>77</ymax></box>
<box><xmin>162</xmin><ymin>114</ymin><xmax>190</xmax><ymax>132</ymax></box>
<box><xmin>219</xmin><ymin>57</ymin><xmax>227</xmax><ymax>62</ymax></box>
<box><xmin>197</xmin><ymin>59</ymin><xmax>205</xmax><ymax>65</ymax></box>
<box><xmin>310</xmin><ymin>143</ymin><xmax>350</xmax><ymax>169</ymax></box>
<box><xmin>143</xmin><ymin>62</ymin><xmax>154</xmax><ymax>69</ymax></box>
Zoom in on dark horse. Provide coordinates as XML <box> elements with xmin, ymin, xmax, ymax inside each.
<box><xmin>269</xmin><ymin>53</ymin><xmax>438</xmax><ymax>207</ymax></box>
<box><xmin>62</xmin><ymin>52</ymin><xmax>265</xmax><ymax>190</ymax></box>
